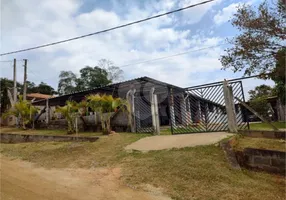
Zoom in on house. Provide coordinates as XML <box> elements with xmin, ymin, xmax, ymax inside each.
<box><xmin>32</xmin><ymin>76</ymin><xmax>246</xmax><ymax>134</ymax></box>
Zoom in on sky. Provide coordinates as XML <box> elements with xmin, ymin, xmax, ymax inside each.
<box><xmin>0</xmin><ymin>0</ymin><xmax>274</xmax><ymax>99</ymax></box>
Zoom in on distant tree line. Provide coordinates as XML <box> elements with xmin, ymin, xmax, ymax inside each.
<box><xmin>58</xmin><ymin>59</ymin><xmax>123</xmax><ymax>95</ymax></box>
<box><xmin>0</xmin><ymin>78</ymin><xmax>57</xmax><ymax>113</ymax></box>
<box><xmin>1</xmin><ymin>59</ymin><xmax>123</xmax><ymax>113</ymax></box>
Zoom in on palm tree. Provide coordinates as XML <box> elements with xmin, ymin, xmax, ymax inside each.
<box><xmin>86</xmin><ymin>94</ymin><xmax>129</xmax><ymax>135</ymax></box>
<box><xmin>55</xmin><ymin>100</ymin><xmax>79</xmax><ymax>134</ymax></box>
<box><xmin>2</xmin><ymin>96</ymin><xmax>38</xmax><ymax>129</ymax></box>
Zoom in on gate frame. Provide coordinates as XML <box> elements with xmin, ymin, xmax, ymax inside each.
<box><xmin>169</xmin><ymin>80</ymin><xmax>249</xmax><ymax>135</ymax></box>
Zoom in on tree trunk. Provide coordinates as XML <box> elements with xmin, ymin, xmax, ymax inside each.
<box><xmin>106</xmin><ymin>118</ymin><xmax>111</xmax><ymax>134</ymax></box>
<box><xmin>22</xmin><ymin>120</ymin><xmax>26</xmax><ymax>130</ymax></box>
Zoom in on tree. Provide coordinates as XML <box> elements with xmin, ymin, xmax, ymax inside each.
<box><xmin>86</xmin><ymin>94</ymin><xmax>129</xmax><ymax>134</ymax></box>
<box><xmin>36</xmin><ymin>82</ymin><xmax>57</xmax><ymax>95</ymax></box>
<box><xmin>1</xmin><ymin>78</ymin><xmax>56</xmax><ymax>113</ymax></box>
<box><xmin>55</xmin><ymin>100</ymin><xmax>79</xmax><ymax>134</ymax></box>
<box><xmin>26</xmin><ymin>81</ymin><xmax>37</xmax><ymax>93</ymax></box>
<box><xmin>271</xmin><ymin>48</ymin><xmax>286</xmax><ymax>104</ymax></box>
<box><xmin>76</xmin><ymin>66</ymin><xmax>111</xmax><ymax>90</ymax></box>
<box><xmin>98</xmin><ymin>59</ymin><xmax>124</xmax><ymax>82</ymax></box>
<box><xmin>220</xmin><ymin>1</ymin><xmax>285</xmax><ymax>76</ymax></box>
<box><xmin>2</xmin><ymin>96</ymin><xmax>38</xmax><ymax>129</ymax></box>
<box><xmin>0</xmin><ymin>79</ymin><xmax>10</xmax><ymax>113</ymax></box>
<box><xmin>248</xmin><ymin>85</ymin><xmax>274</xmax><ymax>120</ymax></box>
<box><xmin>249</xmin><ymin>84</ymin><xmax>274</xmax><ymax>100</ymax></box>
<box><xmin>58</xmin><ymin>71</ymin><xmax>77</xmax><ymax>95</ymax></box>
<box><xmin>0</xmin><ymin>78</ymin><xmax>21</xmax><ymax>113</ymax></box>
<box><xmin>57</xmin><ymin>60</ymin><xmax>124</xmax><ymax>95</ymax></box>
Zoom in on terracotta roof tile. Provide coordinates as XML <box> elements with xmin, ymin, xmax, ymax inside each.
<box><xmin>26</xmin><ymin>93</ymin><xmax>52</xmax><ymax>99</ymax></box>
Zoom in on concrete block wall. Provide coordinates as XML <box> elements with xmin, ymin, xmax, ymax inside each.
<box><xmin>221</xmin><ymin>137</ymin><xmax>286</xmax><ymax>175</ymax></box>
<box><xmin>239</xmin><ymin>130</ymin><xmax>286</xmax><ymax>140</ymax></box>
<box><xmin>242</xmin><ymin>148</ymin><xmax>285</xmax><ymax>174</ymax></box>
<box><xmin>1</xmin><ymin>133</ymin><xmax>99</xmax><ymax>143</ymax></box>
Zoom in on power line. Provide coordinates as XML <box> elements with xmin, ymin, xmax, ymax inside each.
<box><xmin>119</xmin><ymin>44</ymin><xmax>226</xmax><ymax>68</ymax></box>
<box><xmin>0</xmin><ymin>0</ymin><xmax>215</xmax><ymax>56</ymax></box>
<box><xmin>4</xmin><ymin>43</ymin><xmax>226</xmax><ymax>83</ymax></box>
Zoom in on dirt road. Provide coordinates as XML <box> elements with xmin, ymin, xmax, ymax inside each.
<box><xmin>0</xmin><ymin>156</ymin><xmax>170</xmax><ymax>200</ymax></box>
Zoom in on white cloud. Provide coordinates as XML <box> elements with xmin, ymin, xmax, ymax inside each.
<box><xmin>1</xmin><ymin>0</ymin><xmax>229</xmax><ymax>91</ymax></box>
<box><xmin>179</xmin><ymin>0</ymin><xmax>223</xmax><ymax>24</ymax></box>
<box><xmin>213</xmin><ymin>3</ymin><xmax>240</xmax><ymax>25</ymax></box>
<box><xmin>213</xmin><ymin>1</ymin><xmax>256</xmax><ymax>26</ymax></box>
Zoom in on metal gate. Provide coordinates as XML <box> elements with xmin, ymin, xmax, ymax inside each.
<box><xmin>169</xmin><ymin>81</ymin><xmax>248</xmax><ymax>134</ymax></box>
<box><xmin>134</xmin><ymin>96</ymin><xmax>154</xmax><ymax>133</ymax></box>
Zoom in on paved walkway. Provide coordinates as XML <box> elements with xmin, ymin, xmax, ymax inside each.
<box><xmin>125</xmin><ymin>132</ymin><xmax>232</xmax><ymax>152</ymax></box>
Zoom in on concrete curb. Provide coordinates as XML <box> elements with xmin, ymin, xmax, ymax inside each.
<box><xmin>0</xmin><ymin>133</ymin><xmax>99</xmax><ymax>143</ymax></box>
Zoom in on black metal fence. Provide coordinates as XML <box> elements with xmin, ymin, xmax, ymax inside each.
<box><xmin>169</xmin><ymin>81</ymin><xmax>248</xmax><ymax>134</ymax></box>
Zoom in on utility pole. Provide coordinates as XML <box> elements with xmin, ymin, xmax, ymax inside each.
<box><xmin>13</xmin><ymin>59</ymin><xmax>17</xmax><ymax>104</ymax></box>
<box><xmin>23</xmin><ymin>59</ymin><xmax>27</xmax><ymax>100</ymax></box>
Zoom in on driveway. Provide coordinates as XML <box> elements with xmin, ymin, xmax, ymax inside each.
<box><xmin>125</xmin><ymin>132</ymin><xmax>232</xmax><ymax>152</ymax></box>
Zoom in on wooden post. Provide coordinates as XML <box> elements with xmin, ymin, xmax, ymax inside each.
<box><xmin>23</xmin><ymin>59</ymin><xmax>27</xmax><ymax>101</ymax></box>
<box><xmin>13</xmin><ymin>58</ymin><xmax>17</xmax><ymax>104</ymax></box>
<box><xmin>223</xmin><ymin>80</ymin><xmax>238</xmax><ymax>133</ymax></box>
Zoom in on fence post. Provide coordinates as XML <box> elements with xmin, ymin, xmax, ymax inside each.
<box><xmin>223</xmin><ymin>80</ymin><xmax>238</xmax><ymax>133</ymax></box>
<box><xmin>150</xmin><ymin>88</ymin><xmax>160</xmax><ymax>135</ymax></box>
<box><xmin>127</xmin><ymin>89</ymin><xmax>136</xmax><ymax>133</ymax></box>
<box><xmin>169</xmin><ymin>88</ymin><xmax>176</xmax><ymax>130</ymax></box>
<box><xmin>150</xmin><ymin>87</ymin><xmax>156</xmax><ymax>134</ymax></box>
<box><xmin>154</xmin><ymin>94</ymin><xmax>160</xmax><ymax>135</ymax></box>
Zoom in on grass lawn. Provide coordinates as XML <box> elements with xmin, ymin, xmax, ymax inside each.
<box><xmin>249</xmin><ymin>122</ymin><xmax>286</xmax><ymax>130</ymax></box>
<box><xmin>235</xmin><ymin>136</ymin><xmax>286</xmax><ymax>152</ymax></box>
<box><xmin>0</xmin><ymin>133</ymin><xmax>285</xmax><ymax>200</ymax></box>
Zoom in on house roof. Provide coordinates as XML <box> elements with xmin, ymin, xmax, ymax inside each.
<box><xmin>27</xmin><ymin>93</ymin><xmax>52</xmax><ymax>100</ymax></box>
<box><xmin>32</xmin><ymin>76</ymin><xmax>184</xmax><ymax>106</ymax></box>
